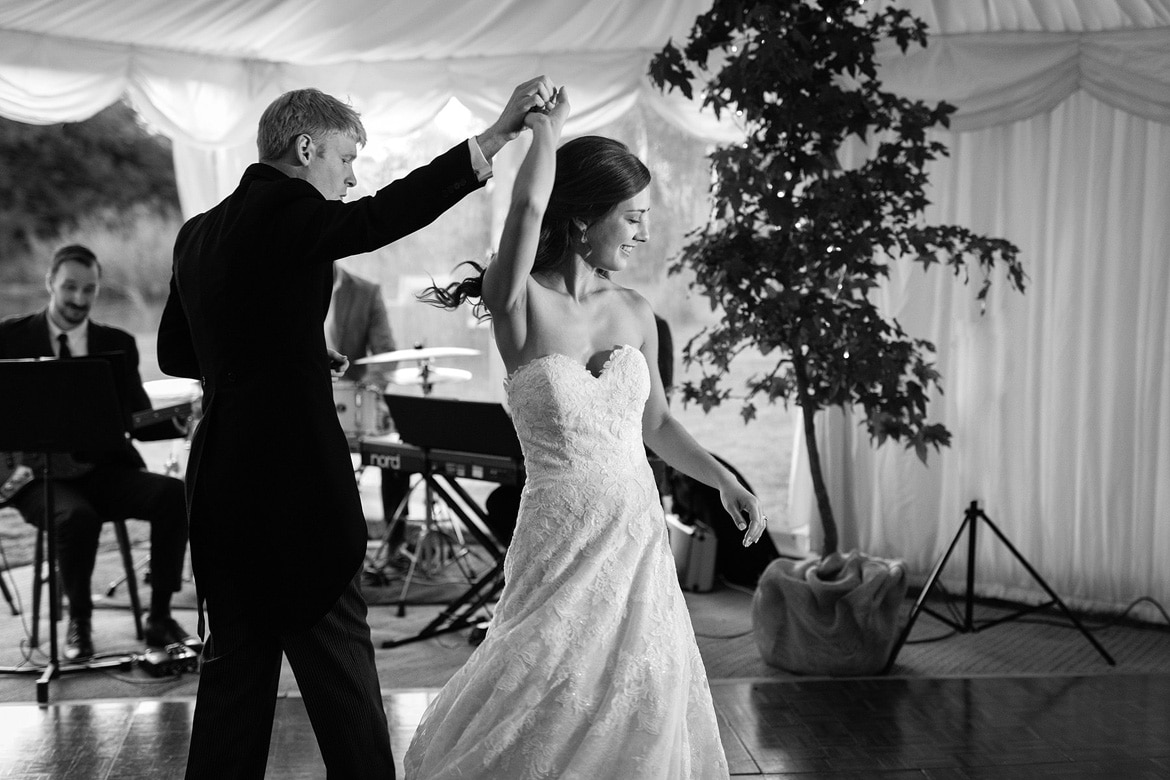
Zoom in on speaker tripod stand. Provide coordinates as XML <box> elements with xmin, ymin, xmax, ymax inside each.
<box><xmin>883</xmin><ymin>500</ymin><xmax>1115</xmax><ymax>674</ymax></box>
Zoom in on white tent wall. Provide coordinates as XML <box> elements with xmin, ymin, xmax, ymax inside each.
<box><xmin>1</xmin><ymin>0</ymin><xmax>1168</xmax><ymax>618</ymax></box>
<box><xmin>790</xmin><ymin>91</ymin><xmax>1170</xmax><ymax>620</ymax></box>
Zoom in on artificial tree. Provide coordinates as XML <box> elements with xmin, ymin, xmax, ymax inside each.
<box><xmin>650</xmin><ymin>0</ymin><xmax>1026</xmax><ymax>673</ymax></box>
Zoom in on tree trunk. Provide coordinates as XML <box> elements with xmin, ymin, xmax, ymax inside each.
<box><xmin>792</xmin><ymin>356</ymin><xmax>838</xmax><ymax>556</ymax></box>
<box><xmin>801</xmin><ymin>403</ymin><xmax>838</xmax><ymax>557</ymax></box>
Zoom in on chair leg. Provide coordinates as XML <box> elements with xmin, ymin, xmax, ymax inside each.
<box><xmin>31</xmin><ymin>524</ymin><xmax>43</xmax><ymax>647</ymax></box>
<box><xmin>0</xmin><ymin>566</ymin><xmax>15</xmax><ymax>616</ymax></box>
<box><xmin>0</xmin><ymin>526</ymin><xmax>17</xmax><ymax>616</ymax></box>
<box><xmin>30</xmin><ymin>519</ymin><xmax>145</xmax><ymax>644</ymax></box>
<box><xmin>112</xmin><ymin>520</ymin><xmax>144</xmax><ymax>640</ymax></box>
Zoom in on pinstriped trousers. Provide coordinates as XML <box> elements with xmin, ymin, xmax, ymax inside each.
<box><xmin>184</xmin><ymin>569</ymin><xmax>394</xmax><ymax>779</ymax></box>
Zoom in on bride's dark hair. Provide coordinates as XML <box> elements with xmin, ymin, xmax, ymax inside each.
<box><xmin>419</xmin><ymin>135</ymin><xmax>651</xmax><ymax>317</ymax></box>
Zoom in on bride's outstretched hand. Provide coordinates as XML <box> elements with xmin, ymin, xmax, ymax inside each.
<box><xmin>720</xmin><ymin>482</ymin><xmax>767</xmax><ymax>547</ymax></box>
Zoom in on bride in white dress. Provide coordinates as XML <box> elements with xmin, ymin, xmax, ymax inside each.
<box><xmin>404</xmin><ymin>87</ymin><xmax>768</xmax><ymax>780</ymax></box>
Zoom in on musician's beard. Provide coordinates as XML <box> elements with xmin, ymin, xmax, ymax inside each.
<box><xmin>57</xmin><ymin>303</ymin><xmax>89</xmax><ymax>326</ymax></box>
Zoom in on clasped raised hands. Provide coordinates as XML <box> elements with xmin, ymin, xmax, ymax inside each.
<box><xmin>523</xmin><ymin>86</ymin><xmax>569</xmax><ymax>133</ymax></box>
<box><xmin>477</xmin><ymin>76</ymin><xmax>561</xmax><ymax>158</ymax></box>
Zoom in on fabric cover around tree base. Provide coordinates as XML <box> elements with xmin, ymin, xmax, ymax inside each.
<box><xmin>752</xmin><ymin>550</ymin><xmax>907</xmax><ymax>676</ymax></box>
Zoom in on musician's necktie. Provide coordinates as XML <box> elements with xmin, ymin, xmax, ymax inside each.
<box><xmin>57</xmin><ymin>333</ymin><xmax>72</xmax><ymax>358</ymax></box>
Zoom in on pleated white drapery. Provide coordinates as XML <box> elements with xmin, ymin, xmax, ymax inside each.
<box><xmin>876</xmin><ymin>28</ymin><xmax>1170</xmax><ymax>128</ymax></box>
<box><xmin>1</xmin><ymin>0</ymin><xmax>1168</xmax><ymax>616</ymax></box>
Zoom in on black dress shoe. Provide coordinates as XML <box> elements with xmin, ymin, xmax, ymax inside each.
<box><xmin>144</xmin><ymin>616</ymin><xmax>197</xmax><ymax>648</ymax></box>
<box><xmin>64</xmin><ymin>619</ymin><xmax>94</xmax><ymax>661</ymax></box>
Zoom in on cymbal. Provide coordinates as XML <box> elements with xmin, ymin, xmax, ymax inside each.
<box><xmin>388</xmin><ymin>366</ymin><xmax>472</xmax><ymax>386</ymax></box>
<box><xmin>355</xmin><ymin>346</ymin><xmax>481</xmax><ymax>366</ymax></box>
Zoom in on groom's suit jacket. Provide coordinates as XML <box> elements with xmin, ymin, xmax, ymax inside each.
<box><xmin>158</xmin><ymin>146</ymin><xmax>483</xmax><ymax>630</ymax></box>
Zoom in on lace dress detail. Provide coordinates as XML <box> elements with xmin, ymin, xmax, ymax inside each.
<box><xmin>403</xmin><ymin>345</ymin><xmax>729</xmax><ymax>780</ymax></box>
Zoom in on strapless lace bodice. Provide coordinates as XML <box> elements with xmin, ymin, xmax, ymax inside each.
<box><xmin>506</xmin><ymin>345</ymin><xmax>650</xmax><ymax>483</ymax></box>
<box><xmin>404</xmin><ymin>344</ymin><xmax>729</xmax><ymax>780</ymax></box>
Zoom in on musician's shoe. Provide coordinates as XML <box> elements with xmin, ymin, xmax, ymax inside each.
<box><xmin>385</xmin><ymin>549</ymin><xmax>414</xmax><ymax>571</ymax></box>
<box><xmin>144</xmin><ymin>616</ymin><xmax>196</xmax><ymax>649</ymax></box>
<box><xmin>64</xmin><ymin>618</ymin><xmax>95</xmax><ymax>661</ymax></box>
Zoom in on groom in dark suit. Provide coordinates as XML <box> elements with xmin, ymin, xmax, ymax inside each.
<box><xmin>158</xmin><ymin>78</ymin><xmax>554</xmax><ymax>779</ymax></box>
<box><xmin>0</xmin><ymin>244</ymin><xmax>191</xmax><ymax>661</ymax></box>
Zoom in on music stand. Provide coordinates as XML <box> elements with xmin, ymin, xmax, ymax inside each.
<box><xmin>385</xmin><ymin>395</ymin><xmax>524</xmax><ymax>459</ymax></box>
<box><xmin>883</xmin><ymin>500</ymin><xmax>1115</xmax><ymax>674</ymax></box>
<box><xmin>0</xmin><ymin>358</ymin><xmax>136</xmax><ymax>703</ymax></box>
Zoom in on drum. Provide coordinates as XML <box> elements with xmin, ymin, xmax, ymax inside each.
<box><xmin>333</xmin><ymin>380</ymin><xmax>391</xmax><ymax>442</ymax></box>
<box><xmin>143</xmin><ymin>378</ymin><xmax>203</xmax><ymax>413</ymax></box>
<box><xmin>142</xmin><ymin>378</ymin><xmax>203</xmax><ymax>479</ymax></box>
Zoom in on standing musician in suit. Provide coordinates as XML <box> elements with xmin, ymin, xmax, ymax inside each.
<box><xmin>0</xmin><ymin>244</ymin><xmax>191</xmax><ymax>661</ymax></box>
<box><xmin>157</xmin><ymin>79</ymin><xmax>553</xmax><ymax>779</ymax></box>
<box><xmin>325</xmin><ymin>264</ymin><xmax>394</xmax><ymax>384</ymax></box>
<box><xmin>325</xmin><ymin>265</ymin><xmax>412</xmax><ymax>532</ymax></box>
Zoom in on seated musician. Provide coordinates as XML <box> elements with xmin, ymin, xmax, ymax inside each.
<box><xmin>0</xmin><ymin>244</ymin><xmax>193</xmax><ymax>660</ymax></box>
<box><xmin>325</xmin><ymin>264</ymin><xmax>411</xmax><ymax>541</ymax></box>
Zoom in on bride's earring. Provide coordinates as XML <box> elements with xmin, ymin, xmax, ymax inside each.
<box><xmin>572</xmin><ymin>219</ymin><xmax>592</xmax><ymax>258</ymax></box>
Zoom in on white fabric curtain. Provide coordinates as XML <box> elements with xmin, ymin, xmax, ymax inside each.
<box><xmin>155</xmin><ymin>53</ymin><xmax>739</xmax><ymax>216</ymax></box>
<box><xmin>789</xmin><ymin>90</ymin><xmax>1170</xmax><ymax>619</ymax></box>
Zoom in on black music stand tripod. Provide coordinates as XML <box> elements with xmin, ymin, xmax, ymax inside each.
<box><xmin>883</xmin><ymin>499</ymin><xmax>1115</xmax><ymax>673</ymax></box>
<box><xmin>0</xmin><ymin>358</ymin><xmax>136</xmax><ymax>703</ymax></box>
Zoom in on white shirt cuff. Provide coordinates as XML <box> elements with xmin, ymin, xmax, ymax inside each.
<box><xmin>468</xmin><ymin>137</ymin><xmax>492</xmax><ymax>182</ymax></box>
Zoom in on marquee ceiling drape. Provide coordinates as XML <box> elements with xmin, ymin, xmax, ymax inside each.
<box><xmin>2</xmin><ymin>0</ymin><xmax>1168</xmax><ymax>616</ymax></box>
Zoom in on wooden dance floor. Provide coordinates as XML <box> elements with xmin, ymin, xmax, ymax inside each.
<box><xmin>0</xmin><ymin>673</ymin><xmax>1167</xmax><ymax>778</ymax></box>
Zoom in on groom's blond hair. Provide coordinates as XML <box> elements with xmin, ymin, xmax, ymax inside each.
<box><xmin>257</xmin><ymin>88</ymin><xmax>367</xmax><ymax>162</ymax></box>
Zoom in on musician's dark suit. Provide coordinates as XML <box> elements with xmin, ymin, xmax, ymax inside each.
<box><xmin>328</xmin><ymin>267</ymin><xmax>395</xmax><ymax>383</ymax></box>
<box><xmin>158</xmin><ymin>145</ymin><xmax>484</xmax><ymax>779</ymax></box>
<box><xmin>0</xmin><ymin>311</ymin><xmax>188</xmax><ymax>628</ymax></box>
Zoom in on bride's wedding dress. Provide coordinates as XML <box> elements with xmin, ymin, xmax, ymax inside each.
<box><xmin>403</xmin><ymin>344</ymin><xmax>729</xmax><ymax>779</ymax></box>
